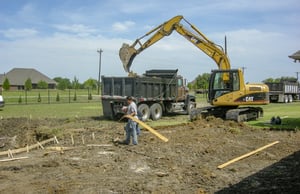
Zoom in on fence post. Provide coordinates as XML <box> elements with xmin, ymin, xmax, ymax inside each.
<box><xmin>69</xmin><ymin>89</ymin><xmax>71</xmax><ymax>103</ymax></box>
<box><xmin>25</xmin><ymin>90</ymin><xmax>27</xmax><ymax>105</ymax></box>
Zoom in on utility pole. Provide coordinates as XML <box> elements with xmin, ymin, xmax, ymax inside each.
<box><xmin>296</xmin><ymin>72</ymin><xmax>300</xmax><ymax>82</ymax></box>
<box><xmin>241</xmin><ymin>66</ymin><xmax>247</xmax><ymax>74</ymax></box>
<box><xmin>97</xmin><ymin>49</ymin><xmax>103</xmax><ymax>95</ymax></box>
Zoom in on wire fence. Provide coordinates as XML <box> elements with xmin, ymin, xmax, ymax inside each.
<box><xmin>2</xmin><ymin>89</ymin><xmax>101</xmax><ymax>105</ymax></box>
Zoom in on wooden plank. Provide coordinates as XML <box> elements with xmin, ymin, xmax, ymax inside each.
<box><xmin>0</xmin><ymin>156</ymin><xmax>29</xmax><ymax>162</ymax></box>
<box><xmin>217</xmin><ymin>141</ymin><xmax>280</xmax><ymax>169</ymax></box>
<box><xmin>0</xmin><ymin>137</ymin><xmax>56</xmax><ymax>157</ymax></box>
<box><xmin>122</xmin><ymin>115</ymin><xmax>169</xmax><ymax>142</ymax></box>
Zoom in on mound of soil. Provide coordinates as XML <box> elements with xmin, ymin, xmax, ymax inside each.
<box><xmin>0</xmin><ymin>116</ymin><xmax>299</xmax><ymax>193</ymax></box>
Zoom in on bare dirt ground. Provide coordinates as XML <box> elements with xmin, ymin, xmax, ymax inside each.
<box><xmin>0</xmin><ymin>116</ymin><xmax>299</xmax><ymax>194</ymax></box>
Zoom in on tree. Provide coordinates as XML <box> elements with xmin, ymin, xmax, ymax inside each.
<box><xmin>72</xmin><ymin>76</ymin><xmax>80</xmax><ymax>90</ymax></box>
<box><xmin>56</xmin><ymin>93</ymin><xmax>60</xmax><ymax>102</ymax></box>
<box><xmin>53</xmin><ymin>77</ymin><xmax>71</xmax><ymax>90</ymax></box>
<box><xmin>37</xmin><ymin>80</ymin><xmax>48</xmax><ymax>89</ymax></box>
<box><xmin>18</xmin><ymin>95</ymin><xmax>22</xmax><ymax>104</ymax></box>
<box><xmin>262</xmin><ymin>78</ymin><xmax>275</xmax><ymax>83</ymax></box>
<box><xmin>3</xmin><ymin>77</ymin><xmax>10</xmax><ymax>91</ymax></box>
<box><xmin>25</xmin><ymin>78</ymin><xmax>32</xmax><ymax>91</ymax></box>
<box><xmin>83</xmin><ymin>78</ymin><xmax>97</xmax><ymax>90</ymax></box>
<box><xmin>192</xmin><ymin>73</ymin><xmax>210</xmax><ymax>90</ymax></box>
<box><xmin>37</xmin><ymin>92</ymin><xmax>41</xmax><ymax>102</ymax></box>
<box><xmin>263</xmin><ymin>76</ymin><xmax>297</xmax><ymax>83</ymax></box>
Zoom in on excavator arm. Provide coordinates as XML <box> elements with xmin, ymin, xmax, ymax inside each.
<box><xmin>119</xmin><ymin>15</ymin><xmax>230</xmax><ymax>72</ymax></box>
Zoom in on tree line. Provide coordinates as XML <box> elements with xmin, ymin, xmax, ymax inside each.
<box><xmin>53</xmin><ymin>77</ymin><xmax>98</xmax><ymax>90</ymax></box>
<box><xmin>188</xmin><ymin>73</ymin><xmax>298</xmax><ymax>91</ymax></box>
<box><xmin>2</xmin><ymin>76</ymin><xmax>98</xmax><ymax>91</ymax></box>
<box><xmin>2</xmin><ymin>72</ymin><xmax>297</xmax><ymax>92</ymax></box>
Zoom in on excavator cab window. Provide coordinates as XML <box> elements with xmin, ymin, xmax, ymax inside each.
<box><xmin>178</xmin><ymin>79</ymin><xmax>183</xmax><ymax>87</ymax></box>
<box><xmin>209</xmin><ymin>70</ymin><xmax>239</xmax><ymax>100</ymax></box>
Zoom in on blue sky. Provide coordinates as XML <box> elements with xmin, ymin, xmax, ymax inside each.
<box><xmin>0</xmin><ymin>0</ymin><xmax>299</xmax><ymax>83</ymax></box>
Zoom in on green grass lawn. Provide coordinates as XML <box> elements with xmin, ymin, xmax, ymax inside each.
<box><xmin>1</xmin><ymin>89</ymin><xmax>100</xmax><ymax>105</ymax></box>
<box><xmin>0</xmin><ymin>102</ymin><xmax>102</xmax><ymax>119</ymax></box>
<box><xmin>195</xmin><ymin>93</ymin><xmax>300</xmax><ymax>130</ymax></box>
<box><xmin>247</xmin><ymin>102</ymin><xmax>300</xmax><ymax>130</ymax></box>
<box><xmin>1</xmin><ymin>92</ymin><xmax>299</xmax><ymax>130</ymax></box>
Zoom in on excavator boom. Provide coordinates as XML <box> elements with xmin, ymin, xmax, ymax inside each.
<box><xmin>120</xmin><ymin>15</ymin><xmax>230</xmax><ymax>72</ymax></box>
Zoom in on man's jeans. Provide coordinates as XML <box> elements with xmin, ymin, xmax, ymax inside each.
<box><xmin>125</xmin><ymin>120</ymin><xmax>138</xmax><ymax>145</ymax></box>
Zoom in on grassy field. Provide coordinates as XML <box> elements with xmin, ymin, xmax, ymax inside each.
<box><xmin>248</xmin><ymin>102</ymin><xmax>300</xmax><ymax>130</ymax></box>
<box><xmin>0</xmin><ymin>94</ymin><xmax>299</xmax><ymax>130</ymax></box>
<box><xmin>0</xmin><ymin>102</ymin><xmax>102</xmax><ymax>119</ymax></box>
<box><xmin>1</xmin><ymin>89</ymin><xmax>100</xmax><ymax>105</ymax></box>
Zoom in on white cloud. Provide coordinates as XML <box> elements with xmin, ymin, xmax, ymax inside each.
<box><xmin>118</xmin><ymin>2</ymin><xmax>156</xmax><ymax>14</ymax></box>
<box><xmin>0</xmin><ymin>0</ymin><xmax>299</xmax><ymax>83</ymax></box>
<box><xmin>0</xmin><ymin>28</ymin><xmax>38</xmax><ymax>39</ymax></box>
<box><xmin>112</xmin><ymin>21</ymin><xmax>135</xmax><ymax>32</ymax></box>
<box><xmin>53</xmin><ymin>24</ymin><xmax>97</xmax><ymax>37</ymax></box>
<box><xmin>18</xmin><ymin>3</ymin><xmax>35</xmax><ymax>16</ymax></box>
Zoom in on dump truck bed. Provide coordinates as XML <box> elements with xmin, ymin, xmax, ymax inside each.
<box><xmin>102</xmin><ymin>69</ymin><xmax>180</xmax><ymax>99</ymax></box>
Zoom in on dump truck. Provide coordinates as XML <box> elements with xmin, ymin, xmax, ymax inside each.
<box><xmin>266</xmin><ymin>81</ymin><xmax>299</xmax><ymax>103</ymax></box>
<box><xmin>101</xmin><ymin>69</ymin><xmax>196</xmax><ymax>121</ymax></box>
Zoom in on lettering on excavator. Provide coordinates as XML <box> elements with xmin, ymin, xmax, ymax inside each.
<box><xmin>245</xmin><ymin>96</ymin><xmax>254</xmax><ymax>102</ymax></box>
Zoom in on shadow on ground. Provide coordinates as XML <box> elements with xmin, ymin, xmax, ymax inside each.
<box><xmin>216</xmin><ymin>150</ymin><xmax>300</xmax><ymax>194</ymax></box>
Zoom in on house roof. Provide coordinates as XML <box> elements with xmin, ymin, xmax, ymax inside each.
<box><xmin>289</xmin><ymin>50</ymin><xmax>300</xmax><ymax>62</ymax></box>
<box><xmin>0</xmin><ymin>68</ymin><xmax>56</xmax><ymax>85</ymax></box>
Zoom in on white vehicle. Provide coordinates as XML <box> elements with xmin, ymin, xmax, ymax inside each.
<box><xmin>0</xmin><ymin>95</ymin><xmax>4</xmax><ymax>108</ymax></box>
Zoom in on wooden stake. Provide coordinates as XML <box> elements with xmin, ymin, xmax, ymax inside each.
<box><xmin>54</xmin><ymin>136</ymin><xmax>59</xmax><ymax>144</ymax></box>
<box><xmin>71</xmin><ymin>134</ymin><xmax>74</xmax><ymax>145</ymax></box>
<box><xmin>87</xmin><ymin>144</ymin><xmax>113</xmax><ymax>147</ymax></box>
<box><xmin>46</xmin><ymin>146</ymin><xmax>75</xmax><ymax>151</ymax></box>
<box><xmin>8</xmin><ymin>149</ymin><xmax>13</xmax><ymax>158</ymax></box>
<box><xmin>37</xmin><ymin>141</ymin><xmax>44</xmax><ymax>149</ymax></box>
<box><xmin>121</xmin><ymin>115</ymin><xmax>169</xmax><ymax>142</ymax></box>
<box><xmin>218</xmin><ymin>141</ymin><xmax>280</xmax><ymax>169</ymax></box>
<box><xmin>81</xmin><ymin>135</ymin><xmax>85</xmax><ymax>144</ymax></box>
<box><xmin>92</xmin><ymin>132</ymin><xmax>95</xmax><ymax>140</ymax></box>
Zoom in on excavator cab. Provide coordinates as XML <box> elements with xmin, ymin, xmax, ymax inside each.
<box><xmin>208</xmin><ymin>69</ymin><xmax>241</xmax><ymax>104</ymax></box>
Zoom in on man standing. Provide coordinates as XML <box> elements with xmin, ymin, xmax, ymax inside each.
<box><xmin>122</xmin><ymin>96</ymin><xmax>138</xmax><ymax>145</ymax></box>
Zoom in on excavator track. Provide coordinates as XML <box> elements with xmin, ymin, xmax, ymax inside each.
<box><xmin>190</xmin><ymin>106</ymin><xmax>263</xmax><ymax>122</ymax></box>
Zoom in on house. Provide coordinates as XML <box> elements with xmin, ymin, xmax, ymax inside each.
<box><xmin>0</xmin><ymin>68</ymin><xmax>57</xmax><ymax>90</ymax></box>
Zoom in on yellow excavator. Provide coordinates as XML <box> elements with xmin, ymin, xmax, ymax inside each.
<box><xmin>119</xmin><ymin>15</ymin><xmax>269</xmax><ymax>122</ymax></box>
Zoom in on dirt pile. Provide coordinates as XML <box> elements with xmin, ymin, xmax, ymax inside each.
<box><xmin>0</xmin><ymin>116</ymin><xmax>299</xmax><ymax>193</ymax></box>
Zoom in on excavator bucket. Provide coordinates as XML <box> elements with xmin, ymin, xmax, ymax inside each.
<box><xmin>119</xmin><ymin>43</ymin><xmax>137</xmax><ymax>72</ymax></box>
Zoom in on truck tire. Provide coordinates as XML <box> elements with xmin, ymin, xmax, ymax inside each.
<box><xmin>187</xmin><ymin>101</ymin><xmax>196</xmax><ymax>115</ymax></box>
<box><xmin>138</xmin><ymin>104</ymin><xmax>150</xmax><ymax>121</ymax></box>
<box><xmin>284</xmin><ymin>95</ymin><xmax>288</xmax><ymax>103</ymax></box>
<box><xmin>150</xmin><ymin>103</ymin><xmax>163</xmax><ymax>120</ymax></box>
<box><xmin>288</xmin><ymin>95</ymin><xmax>293</xmax><ymax>103</ymax></box>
